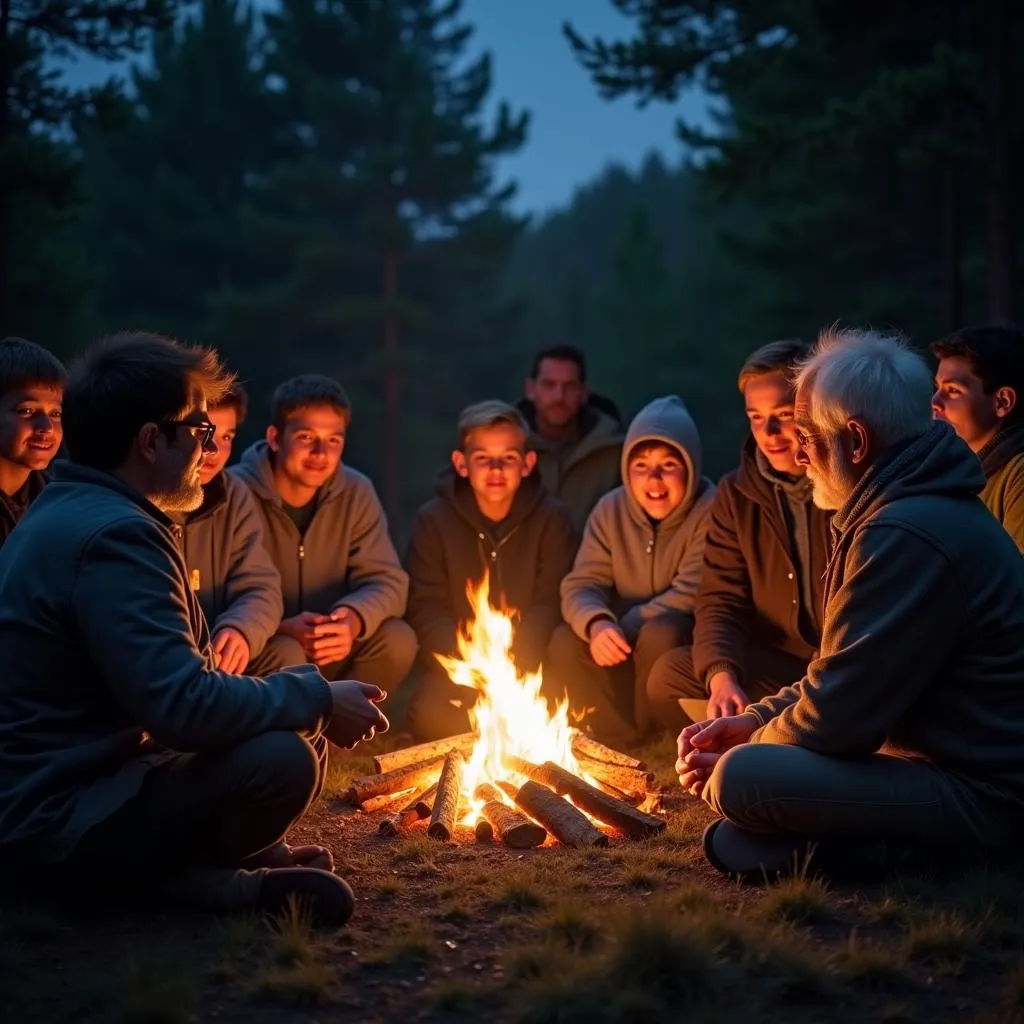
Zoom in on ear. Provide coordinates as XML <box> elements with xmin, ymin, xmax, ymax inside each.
<box><xmin>994</xmin><ymin>386</ymin><xmax>1017</xmax><ymax>419</ymax></box>
<box><xmin>451</xmin><ymin>450</ymin><xmax>469</xmax><ymax>477</ymax></box>
<box><xmin>524</xmin><ymin>378</ymin><xmax>537</xmax><ymax>401</ymax></box>
<box><xmin>137</xmin><ymin>422</ymin><xmax>161</xmax><ymax>466</ymax></box>
<box><xmin>847</xmin><ymin>417</ymin><xmax>871</xmax><ymax>465</ymax></box>
<box><xmin>266</xmin><ymin>424</ymin><xmax>279</xmax><ymax>451</ymax></box>
<box><xmin>522</xmin><ymin>451</ymin><xmax>537</xmax><ymax>477</ymax></box>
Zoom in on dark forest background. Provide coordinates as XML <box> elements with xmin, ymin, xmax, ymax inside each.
<box><xmin>4</xmin><ymin>0</ymin><xmax>1023</xmax><ymax>536</ymax></box>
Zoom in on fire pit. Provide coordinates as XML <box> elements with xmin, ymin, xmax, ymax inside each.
<box><xmin>342</xmin><ymin>578</ymin><xmax>667</xmax><ymax>848</ymax></box>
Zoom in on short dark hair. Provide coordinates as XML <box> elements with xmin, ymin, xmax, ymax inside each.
<box><xmin>530</xmin><ymin>344</ymin><xmax>587</xmax><ymax>382</ymax></box>
<box><xmin>63</xmin><ymin>331</ymin><xmax>234</xmax><ymax>470</ymax></box>
<box><xmin>0</xmin><ymin>336</ymin><xmax>67</xmax><ymax>397</ymax></box>
<box><xmin>212</xmin><ymin>380</ymin><xmax>249</xmax><ymax>424</ymax></box>
<box><xmin>931</xmin><ymin>324</ymin><xmax>1024</xmax><ymax>399</ymax></box>
<box><xmin>270</xmin><ymin>374</ymin><xmax>351</xmax><ymax>431</ymax></box>
<box><xmin>737</xmin><ymin>339</ymin><xmax>808</xmax><ymax>393</ymax></box>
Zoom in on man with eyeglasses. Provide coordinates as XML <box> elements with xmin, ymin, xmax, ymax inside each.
<box><xmin>175</xmin><ymin>382</ymin><xmax>303</xmax><ymax>677</ymax></box>
<box><xmin>403</xmin><ymin>400</ymin><xmax>576</xmax><ymax>740</ymax></box>
<box><xmin>0</xmin><ymin>332</ymin><xmax>388</xmax><ymax>927</ymax></box>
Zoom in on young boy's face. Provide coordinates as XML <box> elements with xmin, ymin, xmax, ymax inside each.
<box><xmin>199</xmin><ymin>404</ymin><xmax>238</xmax><ymax>486</ymax></box>
<box><xmin>932</xmin><ymin>356</ymin><xmax>1011</xmax><ymax>452</ymax></box>
<box><xmin>0</xmin><ymin>384</ymin><xmax>63</xmax><ymax>477</ymax></box>
<box><xmin>268</xmin><ymin>404</ymin><xmax>347</xmax><ymax>492</ymax></box>
<box><xmin>744</xmin><ymin>371</ymin><xmax>802</xmax><ymax>476</ymax></box>
<box><xmin>627</xmin><ymin>442</ymin><xmax>688</xmax><ymax>521</ymax></box>
<box><xmin>452</xmin><ymin>422</ymin><xmax>536</xmax><ymax>517</ymax></box>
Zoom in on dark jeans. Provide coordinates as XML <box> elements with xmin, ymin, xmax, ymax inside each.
<box><xmin>646</xmin><ymin>643</ymin><xmax>808</xmax><ymax>735</ymax></box>
<box><xmin>65</xmin><ymin>731</ymin><xmax>328</xmax><ymax>902</ymax></box>
<box><xmin>544</xmin><ymin>614</ymin><xmax>694</xmax><ymax>748</ymax></box>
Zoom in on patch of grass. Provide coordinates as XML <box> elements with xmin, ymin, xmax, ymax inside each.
<box><xmin>218</xmin><ymin>913</ymin><xmax>264</xmax><ymax>958</ymax></box>
<box><xmin>319</xmin><ymin>749</ymin><xmax>375</xmax><ymax>801</ymax></box>
<box><xmin>393</xmin><ymin>834</ymin><xmax>439</xmax><ymax>868</ymax></box>
<box><xmin>540</xmin><ymin>898</ymin><xmax>603</xmax><ymax>953</ymax></box>
<box><xmin>492</xmin><ymin>875</ymin><xmax>547</xmax><ymax>914</ymax></box>
<box><xmin>833</xmin><ymin>933</ymin><xmax>912</xmax><ymax>991</ymax></box>
<box><xmin>429</xmin><ymin>978</ymin><xmax>478</xmax><ymax>1011</ymax></box>
<box><xmin>252</xmin><ymin>959</ymin><xmax>334</xmax><ymax>1005</ymax></box>
<box><xmin>623</xmin><ymin>867</ymin><xmax>660</xmax><ymax>890</ymax></box>
<box><xmin>674</xmin><ymin>884</ymin><xmax>720</xmax><ymax>914</ymax></box>
<box><xmin>438</xmin><ymin>899</ymin><xmax>472</xmax><ymax>923</ymax></box>
<box><xmin>111</xmin><ymin>958</ymin><xmax>197</xmax><ymax>1024</ymax></box>
<box><xmin>942</xmin><ymin>866</ymin><xmax>1024</xmax><ymax>942</ymax></box>
<box><xmin>267</xmin><ymin>897</ymin><xmax>323</xmax><ymax>967</ymax></box>
<box><xmin>756</xmin><ymin>873</ymin><xmax>837</xmax><ymax>925</ymax></box>
<box><xmin>904</xmin><ymin>909</ymin><xmax>978</xmax><ymax>965</ymax></box>
<box><xmin>377</xmin><ymin>877</ymin><xmax>405</xmax><ymax>899</ymax></box>
<box><xmin>367</xmin><ymin>920</ymin><xmax>435</xmax><ymax>966</ymax></box>
<box><xmin>863</xmin><ymin>892</ymin><xmax>914</xmax><ymax>926</ymax></box>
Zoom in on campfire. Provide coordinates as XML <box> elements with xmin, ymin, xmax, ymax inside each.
<box><xmin>344</xmin><ymin>577</ymin><xmax>665</xmax><ymax>848</ymax></box>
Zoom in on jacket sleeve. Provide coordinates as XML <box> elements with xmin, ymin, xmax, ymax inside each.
<box><xmin>745</xmin><ymin>524</ymin><xmax>964</xmax><ymax>755</ymax></box>
<box><xmin>618</xmin><ymin>488</ymin><xmax>714</xmax><ymax>641</ymax></box>
<box><xmin>73</xmin><ymin>516</ymin><xmax>333</xmax><ymax>752</ymax></box>
<box><xmin>404</xmin><ymin>508</ymin><xmax>459</xmax><ymax>662</ymax></box>
<box><xmin>332</xmin><ymin>478</ymin><xmax>409</xmax><ymax>636</ymax></box>
<box><xmin>560</xmin><ymin>499</ymin><xmax>617</xmax><ymax>642</ymax></box>
<box><xmin>997</xmin><ymin>459</ymin><xmax>1024</xmax><ymax>555</ymax></box>
<box><xmin>691</xmin><ymin>484</ymin><xmax>754</xmax><ymax>688</ymax></box>
<box><xmin>514</xmin><ymin>502</ymin><xmax>577</xmax><ymax>669</ymax></box>
<box><xmin>211</xmin><ymin>478</ymin><xmax>284</xmax><ymax>657</ymax></box>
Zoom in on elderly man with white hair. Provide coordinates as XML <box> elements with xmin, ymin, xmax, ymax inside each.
<box><xmin>677</xmin><ymin>327</ymin><xmax>1024</xmax><ymax>879</ymax></box>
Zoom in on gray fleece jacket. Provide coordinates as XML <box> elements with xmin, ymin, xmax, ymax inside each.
<box><xmin>231</xmin><ymin>442</ymin><xmax>408</xmax><ymax>637</ymax></box>
<box><xmin>561</xmin><ymin>396</ymin><xmax>715</xmax><ymax>643</ymax></box>
<box><xmin>0</xmin><ymin>463</ymin><xmax>332</xmax><ymax>863</ymax></box>
<box><xmin>747</xmin><ymin>423</ymin><xmax>1024</xmax><ymax>811</ymax></box>
<box><xmin>178</xmin><ymin>471</ymin><xmax>284</xmax><ymax>658</ymax></box>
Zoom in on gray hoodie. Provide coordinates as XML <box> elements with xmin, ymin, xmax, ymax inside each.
<box><xmin>0</xmin><ymin>463</ymin><xmax>332</xmax><ymax>863</ymax></box>
<box><xmin>561</xmin><ymin>396</ymin><xmax>715</xmax><ymax>643</ymax></box>
<box><xmin>178</xmin><ymin>471</ymin><xmax>284</xmax><ymax>658</ymax></box>
<box><xmin>748</xmin><ymin>423</ymin><xmax>1024</xmax><ymax>814</ymax></box>
<box><xmin>231</xmin><ymin>442</ymin><xmax>408</xmax><ymax>637</ymax></box>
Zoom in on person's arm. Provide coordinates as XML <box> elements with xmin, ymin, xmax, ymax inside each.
<box><xmin>514</xmin><ymin>503</ymin><xmax>577</xmax><ymax>669</ymax></box>
<box><xmin>692</xmin><ymin>487</ymin><xmax>754</xmax><ymax>689</ymax></box>
<box><xmin>996</xmin><ymin>458</ymin><xmax>1024</xmax><ymax>555</ymax></box>
<box><xmin>747</xmin><ymin>524</ymin><xmax>964</xmax><ymax>754</ymax></box>
<box><xmin>211</xmin><ymin>478</ymin><xmax>284</xmax><ymax>657</ymax></box>
<box><xmin>404</xmin><ymin>509</ymin><xmax>459</xmax><ymax>661</ymax></box>
<box><xmin>332</xmin><ymin>478</ymin><xmax>409</xmax><ymax>637</ymax></box>
<box><xmin>618</xmin><ymin>492</ymin><xmax>713</xmax><ymax>640</ymax></box>
<box><xmin>560</xmin><ymin>500</ymin><xmax>617</xmax><ymax>642</ymax></box>
<box><xmin>74</xmin><ymin>516</ymin><xmax>332</xmax><ymax>752</ymax></box>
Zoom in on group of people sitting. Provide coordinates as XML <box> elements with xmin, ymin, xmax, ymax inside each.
<box><xmin>1</xmin><ymin>322</ymin><xmax>1023</xmax><ymax>926</ymax></box>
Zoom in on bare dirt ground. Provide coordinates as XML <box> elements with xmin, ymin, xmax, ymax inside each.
<box><xmin>3</xmin><ymin>736</ymin><xmax>1023</xmax><ymax>1024</ymax></box>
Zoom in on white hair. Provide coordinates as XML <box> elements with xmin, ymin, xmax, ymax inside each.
<box><xmin>795</xmin><ymin>327</ymin><xmax>934</xmax><ymax>447</ymax></box>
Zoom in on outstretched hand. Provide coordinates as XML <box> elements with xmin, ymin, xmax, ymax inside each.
<box><xmin>325</xmin><ymin>681</ymin><xmax>389</xmax><ymax>749</ymax></box>
<box><xmin>675</xmin><ymin>713</ymin><xmax>759</xmax><ymax>797</ymax></box>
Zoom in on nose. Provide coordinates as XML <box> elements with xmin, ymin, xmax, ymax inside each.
<box><xmin>931</xmin><ymin>389</ymin><xmax>944</xmax><ymax>415</ymax></box>
<box><xmin>31</xmin><ymin>412</ymin><xmax>56</xmax><ymax>434</ymax></box>
<box><xmin>766</xmin><ymin>416</ymin><xmax>782</xmax><ymax>436</ymax></box>
<box><xmin>310</xmin><ymin>437</ymin><xmax>326</xmax><ymax>454</ymax></box>
<box><xmin>201</xmin><ymin>434</ymin><xmax>218</xmax><ymax>454</ymax></box>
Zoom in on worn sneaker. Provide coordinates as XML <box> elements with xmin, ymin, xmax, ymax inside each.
<box><xmin>257</xmin><ymin>867</ymin><xmax>355</xmax><ymax>927</ymax></box>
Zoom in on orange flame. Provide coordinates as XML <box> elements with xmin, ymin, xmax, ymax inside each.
<box><xmin>436</xmin><ymin>574</ymin><xmax>580</xmax><ymax>823</ymax></box>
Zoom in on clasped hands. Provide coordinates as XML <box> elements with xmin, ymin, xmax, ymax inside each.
<box><xmin>675</xmin><ymin>713</ymin><xmax>759</xmax><ymax>797</ymax></box>
<box><xmin>280</xmin><ymin>607</ymin><xmax>361</xmax><ymax>667</ymax></box>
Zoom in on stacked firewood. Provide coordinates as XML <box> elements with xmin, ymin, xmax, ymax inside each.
<box><xmin>342</xmin><ymin>730</ymin><xmax>667</xmax><ymax>848</ymax></box>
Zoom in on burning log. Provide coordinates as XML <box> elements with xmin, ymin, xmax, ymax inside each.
<box><xmin>497</xmin><ymin>779</ymin><xmax>608</xmax><ymax>849</ymax></box>
<box><xmin>347</xmin><ymin>756</ymin><xmax>444</xmax><ymax>806</ymax></box>
<box><xmin>372</xmin><ymin>733</ymin><xmax>475</xmax><ymax>775</ymax></box>
<box><xmin>589</xmin><ymin>776</ymin><xmax>644</xmax><ymax>806</ymax></box>
<box><xmin>573</xmin><ymin>754</ymin><xmax>654</xmax><ymax>802</ymax></box>
<box><xmin>474</xmin><ymin>783</ymin><xmax>547</xmax><ymax>849</ymax></box>
<box><xmin>378</xmin><ymin>782</ymin><xmax>438</xmax><ymax>837</ymax></box>
<box><xmin>570</xmin><ymin>729</ymin><xmax>647</xmax><ymax>770</ymax></box>
<box><xmin>506</xmin><ymin>757</ymin><xmax>665</xmax><ymax>839</ymax></box>
<box><xmin>474</xmin><ymin>818</ymin><xmax>493</xmax><ymax>843</ymax></box>
<box><xmin>359</xmin><ymin>787</ymin><xmax>414</xmax><ymax>813</ymax></box>
<box><xmin>427</xmin><ymin>751</ymin><xmax>465</xmax><ymax>841</ymax></box>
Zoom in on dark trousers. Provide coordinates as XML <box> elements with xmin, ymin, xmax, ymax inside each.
<box><xmin>247</xmin><ymin>634</ymin><xmax>307</xmax><ymax>674</ymax></box>
<box><xmin>544</xmin><ymin>614</ymin><xmax>694</xmax><ymax>748</ymax></box>
<box><xmin>406</xmin><ymin>667</ymin><xmax>476</xmax><ymax>742</ymax></box>
<box><xmin>646</xmin><ymin>643</ymin><xmax>808</xmax><ymax>735</ymax></box>
<box><xmin>63</xmin><ymin>731</ymin><xmax>329</xmax><ymax>909</ymax></box>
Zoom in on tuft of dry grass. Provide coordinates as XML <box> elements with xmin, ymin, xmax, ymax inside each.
<box><xmin>429</xmin><ymin>978</ymin><xmax>477</xmax><ymax>1011</ymax></box>
<box><xmin>539</xmin><ymin>898</ymin><xmax>603</xmax><ymax>953</ymax></box>
<box><xmin>106</xmin><ymin>958</ymin><xmax>197</xmax><ymax>1024</ymax></box>
<box><xmin>904</xmin><ymin>909</ymin><xmax>978</xmax><ymax>965</ymax></box>
<box><xmin>376</xmin><ymin>877</ymin><xmax>405</xmax><ymax>899</ymax></box>
<box><xmin>492</xmin><ymin>875</ymin><xmax>548</xmax><ymax>914</ymax></box>
<box><xmin>756</xmin><ymin>873</ymin><xmax>837</xmax><ymax>925</ymax></box>
<box><xmin>366</xmin><ymin>920</ymin><xmax>435</xmax><ymax>966</ymax></box>
<box><xmin>833</xmin><ymin>933</ymin><xmax>913</xmax><ymax>991</ymax></box>
<box><xmin>253</xmin><ymin>959</ymin><xmax>334</xmax><ymax>1005</ymax></box>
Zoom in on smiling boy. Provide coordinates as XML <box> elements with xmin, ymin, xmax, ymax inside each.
<box><xmin>549</xmin><ymin>395</ymin><xmax>715</xmax><ymax>746</ymax></box>
<box><xmin>231</xmin><ymin>375</ymin><xmax>417</xmax><ymax>692</ymax></box>
<box><xmin>932</xmin><ymin>325</ymin><xmax>1024</xmax><ymax>552</ymax></box>
<box><xmin>404</xmin><ymin>401</ymin><xmax>576</xmax><ymax>740</ymax></box>
<box><xmin>0</xmin><ymin>337</ymin><xmax>66</xmax><ymax>550</ymax></box>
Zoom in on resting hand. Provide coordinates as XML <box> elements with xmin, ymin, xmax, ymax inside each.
<box><xmin>675</xmin><ymin>713</ymin><xmax>759</xmax><ymax>797</ymax></box>
<box><xmin>325</xmin><ymin>681</ymin><xmax>390</xmax><ymax>749</ymax></box>
<box><xmin>278</xmin><ymin>611</ymin><xmax>329</xmax><ymax>660</ymax></box>
<box><xmin>310</xmin><ymin>608</ymin><xmax>359</xmax><ymax>667</ymax></box>
<box><xmin>212</xmin><ymin>627</ymin><xmax>251</xmax><ymax>675</ymax></box>
<box><xmin>588</xmin><ymin>620</ymin><xmax>631</xmax><ymax>667</ymax></box>
<box><xmin>706</xmin><ymin>669</ymin><xmax>749</xmax><ymax>719</ymax></box>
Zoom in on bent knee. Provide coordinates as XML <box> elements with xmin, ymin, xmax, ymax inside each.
<box><xmin>240</xmin><ymin>731</ymin><xmax>321</xmax><ymax>801</ymax></box>
<box><xmin>646</xmin><ymin>645</ymin><xmax>702</xmax><ymax>701</ymax></box>
<box><xmin>703</xmin><ymin>744</ymin><xmax>778</xmax><ymax>822</ymax></box>
<box><xmin>378</xmin><ymin>618</ymin><xmax>419</xmax><ymax>666</ymax></box>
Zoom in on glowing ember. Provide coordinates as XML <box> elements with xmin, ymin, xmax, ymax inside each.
<box><xmin>436</xmin><ymin>575</ymin><xmax>580</xmax><ymax>824</ymax></box>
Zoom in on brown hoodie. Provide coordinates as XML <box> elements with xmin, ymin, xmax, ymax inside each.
<box><xmin>747</xmin><ymin>423</ymin><xmax>1024</xmax><ymax>810</ymax></box>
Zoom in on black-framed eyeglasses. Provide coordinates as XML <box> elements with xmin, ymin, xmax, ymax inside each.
<box><xmin>160</xmin><ymin>419</ymin><xmax>216</xmax><ymax>447</ymax></box>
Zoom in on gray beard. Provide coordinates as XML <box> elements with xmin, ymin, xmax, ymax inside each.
<box><xmin>154</xmin><ymin>477</ymin><xmax>204</xmax><ymax>515</ymax></box>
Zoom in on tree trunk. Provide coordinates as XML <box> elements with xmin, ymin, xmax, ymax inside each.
<box><xmin>986</xmin><ymin>0</ymin><xmax>1014</xmax><ymax>320</ymax></box>
<box><xmin>941</xmin><ymin>0</ymin><xmax>963</xmax><ymax>332</ymax></box>
<box><xmin>383</xmin><ymin>249</ymin><xmax>399</xmax><ymax>521</ymax></box>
